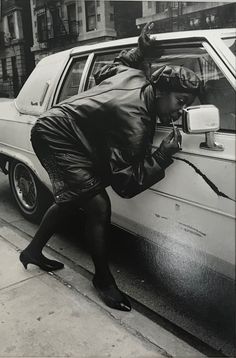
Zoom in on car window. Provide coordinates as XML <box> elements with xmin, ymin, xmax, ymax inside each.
<box><xmin>57</xmin><ymin>56</ymin><xmax>88</xmax><ymax>103</ymax></box>
<box><xmin>85</xmin><ymin>51</ymin><xmax>122</xmax><ymax>90</ymax></box>
<box><xmin>149</xmin><ymin>46</ymin><xmax>235</xmax><ymax>132</ymax></box>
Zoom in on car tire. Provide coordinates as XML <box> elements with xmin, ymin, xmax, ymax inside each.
<box><xmin>9</xmin><ymin>160</ymin><xmax>52</xmax><ymax>223</ymax></box>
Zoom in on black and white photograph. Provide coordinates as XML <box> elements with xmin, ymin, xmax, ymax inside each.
<box><xmin>0</xmin><ymin>1</ymin><xmax>235</xmax><ymax>357</ymax></box>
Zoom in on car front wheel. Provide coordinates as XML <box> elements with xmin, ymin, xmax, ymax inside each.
<box><xmin>9</xmin><ymin>160</ymin><xmax>52</xmax><ymax>223</ymax></box>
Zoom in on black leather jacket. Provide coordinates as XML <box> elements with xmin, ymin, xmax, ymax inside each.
<box><xmin>39</xmin><ymin>65</ymin><xmax>173</xmax><ymax>199</ymax></box>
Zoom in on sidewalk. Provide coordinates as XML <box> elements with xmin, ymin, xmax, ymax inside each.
<box><xmin>0</xmin><ymin>217</ymin><xmax>207</xmax><ymax>358</ymax></box>
<box><xmin>0</xmin><ymin>237</ymin><xmax>164</xmax><ymax>358</ymax></box>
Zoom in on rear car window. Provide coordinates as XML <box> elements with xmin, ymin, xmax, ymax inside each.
<box><xmin>57</xmin><ymin>57</ymin><xmax>88</xmax><ymax>103</ymax></box>
<box><xmin>85</xmin><ymin>51</ymin><xmax>123</xmax><ymax>90</ymax></box>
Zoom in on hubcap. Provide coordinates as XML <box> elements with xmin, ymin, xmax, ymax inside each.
<box><xmin>13</xmin><ymin>163</ymin><xmax>37</xmax><ymax>211</ymax></box>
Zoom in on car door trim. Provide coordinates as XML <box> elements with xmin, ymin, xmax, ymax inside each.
<box><xmin>149</xmin><ymin>189</ymin><xmax>236</xmax><ymax>220</ymax></box>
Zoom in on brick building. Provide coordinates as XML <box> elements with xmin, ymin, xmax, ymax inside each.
<box><xmin>2</xmin><ymin>1</ymin><xmax>234</xmax><ymax>98</ymax></box>
<box><xmin>0</xmin><ymin>0</ymin><xmax>34</xmax><ymax>97</ymax></box>
<box><xmin>113</xmin><ymin>1</ymin><xmax>142</xmax><ymax>39</ymax></box>
<box><xmin>136</xmin><ymin>1</ymin><xmax>236</xmax><ymax>32</ymax></box>
<box><xmin>30</xmin><ymin>0</ymin><xmax>142</xmax><ymax>64</ymax></box>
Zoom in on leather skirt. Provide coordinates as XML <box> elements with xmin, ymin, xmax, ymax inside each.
<box><xmin>30</xmin><ymin>118</ymin><xmax>105</xmax><ymax>206</ymax></box>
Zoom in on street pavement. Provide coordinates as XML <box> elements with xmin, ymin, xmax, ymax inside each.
<box><xmin>0</xmin><ymin>171</ymin><xmax>208</xmax><ymax>358</ymax></box>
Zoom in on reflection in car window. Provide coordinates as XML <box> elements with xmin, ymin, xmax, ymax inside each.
<box><xmin>86</xmin><ymin>51</ymin><xmax>121</xmax><ymax>90</ymax></box>
<box><xmin>223</xmin><ymin>37</ymin><xmax>236</xmax><ymax>56</ymax></box>
<box><xmin>57</xmin><ymin>57</ymin><xmax>87</xmax><ymax>103</ymax></box>
<box><xmin>149</xmin><ymin>46</ymin><xmax>235</xmax><ymax>132</ymax></box>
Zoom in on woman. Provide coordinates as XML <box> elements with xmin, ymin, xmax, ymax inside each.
<box><xmin>19</xmin><ymin>28</ymin><xmax>201</xmax><ymax>312</ymax></box>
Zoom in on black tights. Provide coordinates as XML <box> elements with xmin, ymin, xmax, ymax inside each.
<box><xmin>26</xmin><ymin>190</ymin><xmax>115</xmax><ymax>285</ymax></box>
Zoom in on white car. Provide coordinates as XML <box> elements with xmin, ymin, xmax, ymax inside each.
<box><xmin>0</xmin><ymin>28</ymin><xmax>235</xmax><ymax>282</ymax></box>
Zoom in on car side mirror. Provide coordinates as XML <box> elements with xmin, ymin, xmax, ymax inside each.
<box><xmin>182</xmin><ymin>105</ymin><xmax>219</xmax><ymax>134</ymax></box>
<box><xmin>182</xmin><ymin>105</ymin><xmax>224</xmax><ymax>151</ymax></box>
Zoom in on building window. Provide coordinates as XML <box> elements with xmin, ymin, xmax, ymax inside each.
<box><xmin>110</xmin><ymin>13</ymin><xmax>114</xmax><ymax>21</ymax></box>
<box><xmin>78</xmin><ymin>6</ymin><xmax>82</xmax><ymax>13</ymax></box>
<box><xmin>78</xmin><ymin>20</ymin><xmax>83</xmax><ymax>27</ymax></box>
<box><xmin>11</xmin><ymin>56</ymin><xmax>19</xmax><ymax>96</ymax></box>
<box><xmin>37</xmin><ymin>14</ymin><xmax>47</xmax><ymax>42</ymax></box>
<box><xmin>156</xmin><ymin>2</ymin><xmax>168</xmax><ymax>13</ymax></box>
<box><xmin>148</xmin><ymin>1</ymin><xmax>152</xmax><ymax>9</ymax></box>
<box><xmin>97</xmin><ymin>0</ymin><xmax>100</xmax><ymax>7</ymax></box>
<box><xmin>7</xmin><ymin>14</ymin><xmax>16</xmax><ymax>39</ymax></box>
<box><xmin>67</xmin><ymin>3</ymin><xmax>77</xmax><ymax>35</ymax></box>
<box><xmin>172</xmin><ymin>2</ymin><xmax>179</xmax><ymax>8</ymax></box>
<box><xmin>97</xmin><ymin>14</ymin><xmax>101</xmax><ymax>22</ymax></box>
<box><xmin>85</xmin><ymin>1</ymin><xmax>96</xmax><ymax>31</ymax></box>
<box><xmin>1</xmin><ymin>59</ymin><xmax>7</xmax><ymax>80</ymax></box>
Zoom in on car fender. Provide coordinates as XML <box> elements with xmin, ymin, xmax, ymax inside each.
<box><xmin>0</xmin><ymin>147</ymin><xmax>51</xmax><ymax>191</ymax></box>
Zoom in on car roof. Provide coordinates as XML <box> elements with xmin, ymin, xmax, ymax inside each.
<box><xmin>37</xmin><ymin>28</ymin><xmax>235</xmax><ymax>68</ymax></box>
<box><xmin>71</xmin><ymin>28</ymin><xmax>236</xmax><ymax>56</ymax></box>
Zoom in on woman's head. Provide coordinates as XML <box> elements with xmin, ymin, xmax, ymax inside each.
<box><xmin>155</xmin><ymin>91</ymin><xmax>195</xmax><ymax>124</ymax></box>
<box><xmin>150</xmin><ymin>65</ymin><xmax>201</xmax><ymax>124</ymax></box>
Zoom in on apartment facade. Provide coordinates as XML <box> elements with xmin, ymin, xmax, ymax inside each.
<box><xmin>137</xmin><ymin>1</ymin><xmax>236</xmax><ymax>32</ymax></box>
<box><xmin>1</xmin><ymin>1</ymin><xmax>234</xmax><ymax>97</ymax></box>
<box><xmin>0</xmin><ymin>0</ymin><xmax>34</xmax><ymax>97</ymax></box>
<box><xmin>30</xmin><ymin>0</ymin><xmax>141</xmax><ymax>64</ymax></box>
<box><xmin>0</xmin><ymin>0</ymin><xmax>141</xmax><ymax>96</ymax></box>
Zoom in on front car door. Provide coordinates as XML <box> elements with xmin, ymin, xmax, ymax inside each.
<box><xmin>84</xmin><ymin>36</ymin><xmax>235</xmax><ymax>280</ymax></box>
<box><xmin>148</xmin><ymin>38</ymin><xmax>235</xmax><ymax>280</ymax></box>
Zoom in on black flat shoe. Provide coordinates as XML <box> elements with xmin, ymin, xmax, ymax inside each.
<box><xmin>92</xmin><ymin>277</ymin><xmax>131</xmax><ymax>312</ymax></box>
<box><xmin>19</xmin><ymin>250</ymin><xmax>64</xmax><ymax>272</ymax></box>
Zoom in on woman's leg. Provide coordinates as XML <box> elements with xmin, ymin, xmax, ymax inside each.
<box><xmin>83</xmin><ymin>190</ymin><xmax>131</xmax><ymax>311</ymax></box>
<box><xmin>20</xmin><ymin>202</ymin><xmax>70</xmax><ymax>271</ymax></box>
<box><xmin>26</xmin><ymin>203</ymin><xmax>67</xmax><ymax>255</ymax></box>
<box><xmin>83</xmin><ymin>190</ymin><xmax>113</xmax><ymax>285</ymax></box>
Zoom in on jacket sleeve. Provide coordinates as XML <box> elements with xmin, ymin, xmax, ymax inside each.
<box><xmin>94</xmin><ymin>49</ymin><xmax>143</xmax><ymax>86</ymax></box>
<box><xmin>114</xmin><ymin>48</ymin><xmax>144</xmax><ymax>69</ymax></box>
<box><xmin>109</xmin><ymin>144</ymin><xmax>173</xmax><ymax>199</ymax></box>
<box><xmin>94</xmin><ymin>46</ymin><xmax>163</xmax><ymax>85</ymax></box>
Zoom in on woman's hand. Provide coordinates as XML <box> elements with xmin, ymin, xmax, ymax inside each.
<box><xmin>138</xmin><ymin>22</ymin><xmax>157</xmax><ymax>56</ymax></box>
<box><xmin>159</xmin><ymin>127</ymin><xmax>182</xmax><ymax>157</ymax></box>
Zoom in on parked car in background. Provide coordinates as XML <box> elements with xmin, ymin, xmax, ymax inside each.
<box><xmin>0</xmin><ymin>29</ymin><xmax>235</xmax><ymax>284</ymax></box>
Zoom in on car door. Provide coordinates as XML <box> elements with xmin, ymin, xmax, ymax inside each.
<box><xmin>148</xmin><ymin>41</ymin><xmax>235</xmax><ymax>279</ymax></box>
<box><xmin>84</xmin><ymin>42</ymin><xmax>235</xmax><ymax>279</ymax></box>
<box><xmin>28</xmin><ymin>55</ymin><xmax>90</xmax><ymax>183</ymax></box>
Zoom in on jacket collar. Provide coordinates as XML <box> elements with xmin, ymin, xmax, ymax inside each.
<box><xmin>143</xmin><ymin>84</ymin><xmax>156</xmax><ymax>119</ymax></box>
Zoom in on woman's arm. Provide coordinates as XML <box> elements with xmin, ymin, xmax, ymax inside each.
<box><xmin>94</xmin><ymin>23</ymin><xmax>163</xmax><ymax>85</ymax></box>
<box><xmin>107</xmin><ymin>108</ymin><xmax>180</xmax><ymax>199</ymax></box>
<box><xmin>109</xmin><ymin>144</ymin><xmax>173</xmax><ymax>198</ymax></box>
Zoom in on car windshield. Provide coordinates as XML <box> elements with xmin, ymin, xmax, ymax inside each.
<box><xmin>222</xmin><ymin>37</ymin><xmax>236</xmax><ymax>56</ymax></box>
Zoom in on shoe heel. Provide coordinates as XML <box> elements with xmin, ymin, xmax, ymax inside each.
<box><xmin>19</xmin><ymin>252</ymin><xmax>29</xmax><ymax>270</ymax></box>
<box><xmin>22</xmin><ymin>262</ymin><xmax>28</xmax><ymax>269</ymax></box>
<box><xmin>19</xmin><ymin>250</ymin><xmax>64</xmax><ymax>272</ymax></box>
